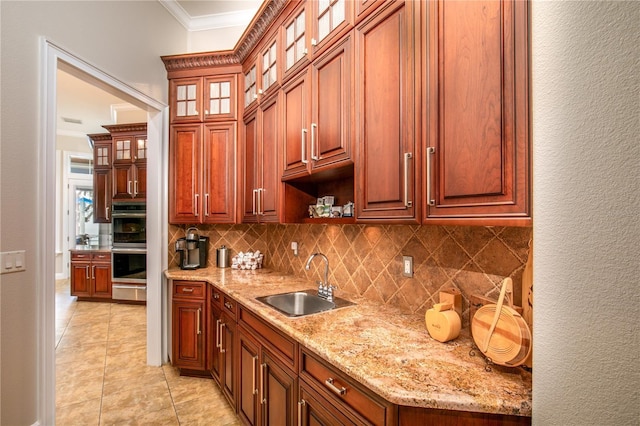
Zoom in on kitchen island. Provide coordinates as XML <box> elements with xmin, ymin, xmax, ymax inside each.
<box><xmin>165</xmin><ymin>266</ymin><xmax>532</xmax><ymax>423</ymax></box>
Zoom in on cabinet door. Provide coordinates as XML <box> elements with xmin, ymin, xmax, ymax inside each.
<box><xmin>424</xmin><ymin>0</ymin><xmax>530</xmax><ymax>225</ymax></box>
<box><xmin>242</xmin><ymin>110</ymin><xmax>260</xmax><ymax>223</ymax></box>
<box><xmin>311</xmin><ymin>0</ymin><xmax>353</xmax><ymax>54</ymax></box>
<box><xmin>238</xmin><ymin>330</ymin><xmax>261</xmax><ymax>426</ymax></box>
<box><xmin>170</xmin><ymin>77</ymin><xmax>203</xmax><ymax>123</ymax></box>
<box><xmin>262</xmin><ymin>350</ymin><xmax>296</xmax><ymax>426</ymax></box>
<box><xmin>355</xmin><ymin>1</ymin><xmax>419</xmax><ymax>222</ymax></box>
<box><xmin>169</xmin><ymin>124</ymin><xmax>202</xmax><ymax>223</ymax></box>
<box><xmin>259</xmin><ymin>93</ymin><xmax>280</xmax><ymax>223</ymax></box>
<box><xmin>310</xmin><ymin>34</ymin><xmax>353</xmax><ymax>172</ymax></box>
<box><xmin>112</xmin><ymin>164</ymin><xmax>134</xmax><ymax>200</ymax></box>
<box><xmin>172</xmin><ymin>301</ymin><xmax>206</xmax><ymax>371</ymax></box>
<box><xmin>221</xmin><ymin>313</ymin><xmax>237</xmax><ymax>409</ymax></box>
<box><xmin>204</xmin><ymin>75</ymin><xmax>237</xmax><ymax>121</ymax></box>
<box><xmin>202</xmin><ymin>122</ymin><xmax>236</xmax><ymax>224</ymax></box>
<box><xmin>91</xmin><ymin>262</ymin><xmax>112</xmax><ymax>299</ymax></box>
<box><xmin>282</xmin><ymin>68</ymin><xmax>311</xmax><ymax>180</ymax></box>
<box><xmin>70</xmin><ymin>261</ymin><xmax>91</xmax><ymax>297</ymax></box>
<box><xmin>283</xmin><ymin>4</ymin><xmax>310</xmax><ymax>81</ymax></box>
<box><xmin>93</xmin><ymin>168</ymin><xmax>112</xmax><ymax>223</ymax></box>
<box><xmin>210</xmin><ymin>302</ymin><xmax>222</xmax><ymax>384</ymax></box>
<box><xmin>132</xmin><ymin>163</ymin><xmax>146</xmax><ymax>201</ymax></box>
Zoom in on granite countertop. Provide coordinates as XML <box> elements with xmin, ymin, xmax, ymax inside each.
<box><xmin>165</xmin><ymin>266</ymin><xmax>532</xmax><ymax>417</ymax></box>
<box><xmin>70</xmin><ymin>245</ymin><xmax>112</xmax><ymax>253</ymax></box>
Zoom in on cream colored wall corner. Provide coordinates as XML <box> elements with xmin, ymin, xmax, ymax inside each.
<box><xmin>532</xmin><ymin>1</ymin><xmax>640</xmax><ymax>424</ymax></box>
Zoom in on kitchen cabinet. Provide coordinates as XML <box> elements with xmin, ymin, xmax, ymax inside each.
<box><xmin>310</xmin><ymin>0</ymin><xmax>353</xmax><ymax>55</ymax></box>
<box><xmin>70</xmin><ymin>251</ymin><xmax>111</xmax><ymax>300</ymax></box>
<box><xmin>89</xmin><ymin>133</ymin><xmax>112</xmax><ymax>223</ymax></box>
<box><xmin>282</xmin><ymin>32</ymin><xmax>354</xmax><ymax>181</ymax></box>
<box><xmin>298</xmin><ymin>381</ymin><xmax>359</xmax><ymax>426</ymax></box>
<box><xmin>242</xmin><ymin>92</ymin><xmax>281</xmax><ymax>223</ymax></box>
<box><xmin>355</xmin><ymin>0</ymin><xmax>420</xmax><ymax>223</ymax></box>
<box><xmin>169</xmin><ymin>122</ymin><xmax>236</xmax><ymax>224</ymax></box>
<box><xmin>423</xmin><ymin>0</ymin><xmax>531</xmax><ymax>226</ymax></box>
<box><xmin>103</xmin><ymin>123</ymin><xmax>147</xmax><ymax>202</ymax></box>
<box><xmin>238</xmin><ymin>305</ymin><xmax>298</xmax><ymax>426</ymax></box>
<box><xmin>170</xmin><ymin>75</ymin><xmax>237</xmax><ymax>123</ymax></box>
<box><xmin>209</xmin><ymin>289</ymin><xmax>238</xmax><ymax>408</ymax></box>
<box><xmin>283</xmin><ymin>3</ymin><xmax>311</xmax><ymax>82</ymax></box>
<box><xmin>172</xmin><ymin>280</ymin><xmax>207</xmax><ymax>373</ymax></box>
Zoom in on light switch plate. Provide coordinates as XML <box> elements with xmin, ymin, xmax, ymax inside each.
<box><xmin>1</xmin><ymin>250</ymin><xmax>26</xmax><ymax>274</ymax></box>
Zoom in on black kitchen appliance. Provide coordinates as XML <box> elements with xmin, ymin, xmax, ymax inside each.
<box><xmin>175</xmin><ymin>227</ymin><xmax>209</xmax><ymax>269</ymax></box>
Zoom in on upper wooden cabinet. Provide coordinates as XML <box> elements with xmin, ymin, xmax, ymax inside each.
<box><xmin>169</xmin><ymin>122</ymin><xmax>236</xmax><ymax>224</ymax></box>
<box><xmin>89</xmin><ymin>133</ymin><xmax>112</xmax><ymax>223</ymax></box>
<box><xmin>171</xmin><ymin>75</ymin><xmax>237</xmax><ymax>123</ymax></box>
<box><xmin>242</xmin><ymin>93</ymin><xmax>281</xmax><ymax>223</ymax></box>
<box><xmin>283</xmin><ymin>4</ymin><xmax>311</xmax><ymax>81</ymax></box>
<box><xmin>423</xmin><ymin>0</ymin><xmax>531</xmax><ymax>225</ymax></box>
<box><xmin>103</xmin><ymin>123</ymin><xmax>147</xmax><ymax>201</ymax></box>
<box><xmin>355</xmin><ymin>1</ymin><xmax>420</xmax><ymax>223</ymax></box>
<box><xmin>282</xmin><ymin>32</ymin><xmax>354</xmax><ymax>181</ymax></box>
<box><xmin>310</xmin><ymin>0</ymin><xmax>353</xmax><ymax>54</ymax></box>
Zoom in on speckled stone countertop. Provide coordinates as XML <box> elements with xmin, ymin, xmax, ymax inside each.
<box><xmin>165</xmin><ymin>267</ymin><xmax>532</xmax><ymax>417</ymax></box>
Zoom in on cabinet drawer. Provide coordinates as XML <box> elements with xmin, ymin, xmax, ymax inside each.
<box><xmin>173</xmin><ymin>281</ymin><xmax>206</xmax><ymax>299</ymax></box>
<box><xmin>70</xmin><ymin>252</ymin><xmax>92</xmax><ymax>261</ymax></box>
<box><xmin>211</xmin><ymin>287</ymin><xmax>223</xmax><ymax>308</ymax></box>
<box><xmin>222</xmin><ymin>295</ymin><xmax>237</xmax><ymax>319</ymax></box>
<box><xmin>300</xmin><ymin>349</ymin><xmax>389</xmax><ymax>426</ymax></box>
<box><xmin>91</xmin><ymin>252</ymin><xmax>110</xmax><ymax>262</ymax></box>
<box><xmin>239</xmin><ymin>306</ymin><xmax>298</xmax><ymax>371</ymax></box>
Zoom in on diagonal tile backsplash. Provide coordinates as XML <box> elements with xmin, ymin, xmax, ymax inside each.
<box><xmin>168</xmin><ymin>223</ymin><xmax>532</xmax><ymax>325</ymax></box>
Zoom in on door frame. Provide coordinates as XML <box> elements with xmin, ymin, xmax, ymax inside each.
<box><xmin>38</xmin><ymin>38</ymin><xmax>169</xmax><ymax>424</ymax></box>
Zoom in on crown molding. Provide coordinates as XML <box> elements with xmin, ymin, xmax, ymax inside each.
<box><xmin>159</xmin><ymin>0</ymin><xmax>258</xmax><ymax>32</ymax></box>
<box><xmin>161</xmin><ymin>0</ymin><xmax>288</xmax><ymax>72</ymax></box>
<box><xmin>101</xmin><ymin>122</ymin><xmax>147</xmax><ymax>133</ymax></box>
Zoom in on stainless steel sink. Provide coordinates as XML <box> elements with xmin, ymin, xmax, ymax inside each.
<box><xmin>257</xmin><ymin>290</ymin><xmax>353</xmax><ymax>317</ymax></box>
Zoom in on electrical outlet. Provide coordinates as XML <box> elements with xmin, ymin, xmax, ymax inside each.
<box><xmin>402</xmin><ymin>255</ymin><xmax>413</xmax><ymax>278</ymax></box>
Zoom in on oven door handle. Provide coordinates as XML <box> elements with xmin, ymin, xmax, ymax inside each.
<box><xmin>111</xmin><ymin>248</ymin><xmax>147</xmax><ymax>254</ymax></box>
<box><xmin>112</xmin><ymin>212</ymin><xmax>146</xmax><ymax>218</ymax></box>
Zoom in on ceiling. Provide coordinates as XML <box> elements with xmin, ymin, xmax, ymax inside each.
<box><xmin>57</xmin><ymin>0</ymin><xmax>264</xmax><ymax>139</ymax></box>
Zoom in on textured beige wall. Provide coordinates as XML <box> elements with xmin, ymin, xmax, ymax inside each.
<box><xmin>0</xmin><ymin>1</ymin><xmax>187</xmax><ymax>424</ymax></box>
<box><xmin>532</xmin><ymin>1</ymin><xmax>640</xmax><ymax>424</ymax></box>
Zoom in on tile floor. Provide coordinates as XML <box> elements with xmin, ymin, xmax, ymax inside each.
<box><xmin>55</xmin><ymin>279</ymin><xmax>240</xmax><ymax>425</ymax></box>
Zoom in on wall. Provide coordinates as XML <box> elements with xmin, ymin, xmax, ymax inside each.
<box><xmin>169</xmin><ymin>224</ymin><xmax>532</xmax><ymax>324</ymax></box>
<box><xmin>532</xmin><ymin>1</ymin><xmax>639</xmax><ymax>425</ymax></box>
<box><xmin>188</xmin><ymin>26</ymin><xmax>249</xmax><ymax>53</ymax></box>
<box><xmin>0</xmin><ymin>1</ymin><xmax>187</xmax><ymax>424</ymax></box>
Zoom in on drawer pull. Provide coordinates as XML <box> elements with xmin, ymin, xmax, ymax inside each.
<box><xmin>224</xmin><ymin>301</ymin><xmax>233</xmax><ymax>310</ymax></box>
<box><xmin>213</xmin><ymin>293</ymin><xmax>220</xmax><ymax>300</ymax></box>
<box><xmin>298</xmin><ymin>400</ymin><xmax>306</xmax><ymax>426</ymax></box>
<box><xmin>325</xmin><ymin>378</ymin><xmax>346</xmax><ymax>396</ymax></box>
<box><xmin>216</xmin><ymin>319</ymin><xmax>221</xmax><ymax>348</ymax></box>
<box><xmin>182</xmin><ymin>287</ymin><xmax>194</xmax><ymax>293</ymax></box>
<box><xmin>219</xmin><ymin>323</ymin><xmax>226</xmax><ymax>353</ymax></box>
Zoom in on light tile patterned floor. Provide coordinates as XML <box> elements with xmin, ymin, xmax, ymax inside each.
<box><xmin>55</xmin><ymin>280</ymin><xmax>240</xmax><ymax>425</ymax></box>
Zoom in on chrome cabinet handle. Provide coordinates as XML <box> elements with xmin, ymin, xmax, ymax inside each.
<box><xmin>213</xmin><ymin>293</ymin><xmax>220</xmax><ymax>300</ymax></box>
<box><xmin>105</xmin><ymin>206</ymin><xmax>110</xmax><ymax>221</ymax></box>
<box><xmin>301</xmin><ymin>129</ymin><xmax>309</xmax><ymax>164</ymax></box>
<box><xmin>298</xmin><ymin>400</ymin><xmax>306</xmax><ymax>426</ymax></box>
<box><xmin>404</xmin><ymin>152</ymin><xmax>413</xmax><ymax>208</ymax></box>
<box><xmin>134</xmin><ymin>180</ymin><xmax>138</xmax><ymax>196</ymax></box>
<box><xmin>252</xmin><ymin>189</ymin><xmax>258</xmax><ymax>215</ymax></box>
<box><xmin>85</xmin><ymin>266</ymin><xmax>89</xmax><ymax>279</ymax></box>
<box><xmin>252</xmin><ymin>356</ymin><xmax>259</xmax><ymax>395</ymax></box>
<box><xmin>205</xmin><ymin>193</ymin><xmax>210</xmax><ymax>217</ymax></box>
<box><xmin>325</xmin><ymin>378</ymin><xmax>347</xmax><ymax>396</ymax></box>
<box><xmin>216</xmin><ymin>319</ymin><xmax>221</xmax><ymax>348</ymax></box>
<box><xmin>426</xmin><ymin>147</ymin><xmax>435</xmax><ymax>206</ymax></box>
<box><xmin>257</xmin><ymin>188</ymin><xmax>263</xmax><ymax>215</ymax></box>
<box><xmin>311</xmin><ymin>123</ymin><xmax>318</xmax><ymax>160</ymax></box>
<box><xmin>194</xmin><ymin>193</ymin><xmax>199</xmax><ymax>217</ymax></box>
<box><xmin>182</xmin><ymin>287</ymin><xmax>194</xmax><ymax>293</ymax></box>
<box><xmin>219</xmin><ymin>323</ymin><xmax>226</xmax><ymax>353</ymax></box>
<box><xmin>261</xmin><ymin>363</ymin><xmax>267</xmax><ymax>404</ymax></box>
<box><xmin>224</xmin><ymin>301</ymin><xmax>233</xmax><ymax>310</ymax></box>
<box><xmin>196</xmin><ymin>308</ymin><xmax>201</xmax><ymax>335</ymax></box>
<box><xmin>91</xmin><ymin>265</ymin><xmax>96</xmax><ymax>280</ymax></box>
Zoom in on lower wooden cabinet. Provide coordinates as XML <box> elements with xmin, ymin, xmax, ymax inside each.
<box><xmin>298</xmin><ymin>381</ymin><xmax>360</xmax><ymax>426</ymax></box>
<box><xmin>209</xmin><ymin>287</ymin><xmax>237</xmax><ymax>409</ymax></box>
<box><xmin>238</xmin><ymin>327</ymin><xmax>297</xmax><ymax>426</ymax></box>
<box><xmin>172</xmin><ymin>281</ymin><xmax>207</xmax><ymax>373</ymax></box>
<box><xmin>70</xmin><ymin>251</ymin><xmax>111</xmax><ymax>300</ymax></box>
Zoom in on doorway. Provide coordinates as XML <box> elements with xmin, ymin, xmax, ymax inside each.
<box><xmin>39</xmin><ymin>39</ymin><xmax>168</xmax><ymax>424</ymax></box>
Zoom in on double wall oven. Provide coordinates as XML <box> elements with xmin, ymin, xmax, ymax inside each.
<box><xmin>111</xmin><ymin>202</ymin><xmax>146</xmax><ymax>301</ymax></box>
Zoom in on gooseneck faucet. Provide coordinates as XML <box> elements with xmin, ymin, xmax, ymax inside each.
<box><xmin>305</xmin><ymin>252</ymin><xmax>335</xmax><ymax>301</ymax></box>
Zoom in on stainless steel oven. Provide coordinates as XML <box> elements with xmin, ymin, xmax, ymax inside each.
<box><xmin>111</xmin><ymin>202</ymin><xmax>146</xmax><ymax>301</ymax></box>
